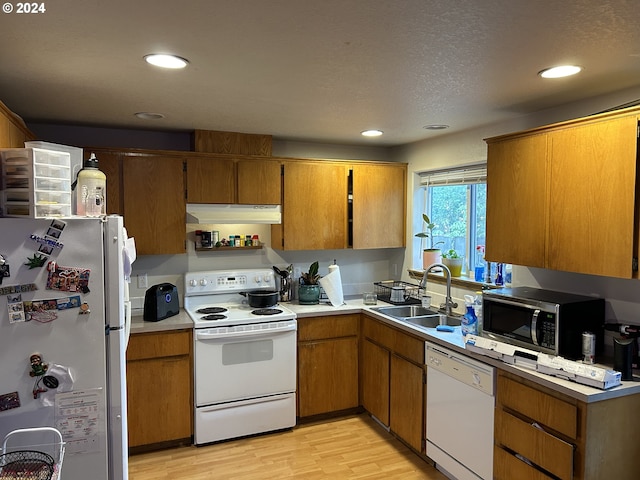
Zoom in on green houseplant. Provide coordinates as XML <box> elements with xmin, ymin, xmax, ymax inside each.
<box><xmin>298</xmin><ymin>261</ymin><xmax>321</xmax><ymax>304</ymax></box>
<box><xmin>415</xmin><ymin>214</ymin><xmax>444</xmax><ymax>269</ymax></box>
<box><xmin>441</xmin><ymin>249</ymin><xmax>464</xmax><ymax>277</ymax></box>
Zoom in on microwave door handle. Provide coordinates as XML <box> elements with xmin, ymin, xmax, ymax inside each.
<box><xmin>531</xmin><ymin>309</ymin><xmax>540</xmax><ymax>346</ymax></box>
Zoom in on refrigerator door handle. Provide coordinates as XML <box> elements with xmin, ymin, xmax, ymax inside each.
<box><xmin>124</xmin><ymin>300</ymin><xmax>131</xmax><ymax>349</ymax></box>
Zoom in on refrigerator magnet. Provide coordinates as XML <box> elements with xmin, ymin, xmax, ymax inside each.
<box><xmin>23</xmin><ymin>300</ymin><xmax>59</xmax><ymax>323</ymax></box>
<box><xmin>29</xmin><ymin>353</ymin><xmax>48</xmax><ymax>377</ymax></box>
<box><xmin>24</xmin><ymin>253</ymin><xmax>48</xmax><ymax>269</ymax></box>
<box><xmin>0</xmin><ymin>391</ymin><xmax>20</xmax><ymax>411</ymax></box>
<box><xmin>46</xmin><ymin>263</ymin><xmax>91</xmax><ymax>293</ymax></box>
<box><xmin>7</xmin><ymin>293</ymin><xmax>25</xmax><ymax>324</ymax></box>
<box><xmin>29</xmin><ymin>353</ymin><xmax>49</xmax><ymax>399</ymax></box>
<box><xmin>29</xmin><ymin>233</ymin><xmax>64</xmax><ymax>251</ymax></box>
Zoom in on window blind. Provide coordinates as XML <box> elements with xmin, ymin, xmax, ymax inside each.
<box><xmin>419</xmin><ymin>164</ymin><xmax>486</xmax><ymax>186</ymax></box>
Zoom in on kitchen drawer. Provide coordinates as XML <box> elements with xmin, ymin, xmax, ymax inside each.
<box><xmin>494</xmin><ymin>446</ymin><xmax>555</xmax><ymax>480</ymax></box>
<box><xmin>297</xmin><ymin>314</ymin><xmax>359</xmax><ymax>341</ymax></box>
<box><xmin>362</xmin><ymin>315</ymin><xmax>424</xmax><ymax>364</ymax></box>
<box><xmin>495</xmin><ymin>408</ymin><xmax>574</xmax><ymax>480</ymax></box>
<box><xmin>127</xmin><ymin>330</ymin><xmax>191</xmax><ymax>361</ymax></box>
<box><xmin>362</xmin><ymin>315</ymin><xmax>393</xmax><ymax>349</ymax></box>
<box><xmin>498</xmin><ymin>374</ymin><xmax>577</xmax><ymax>439</ymax></box>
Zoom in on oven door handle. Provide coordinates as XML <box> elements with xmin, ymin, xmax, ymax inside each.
<box><xmin>196</xmin><ymin>322</ymin><xmax>296</xmax><ymax>341</ymax></box>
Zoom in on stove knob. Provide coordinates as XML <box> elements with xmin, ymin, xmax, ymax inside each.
<box><xmin>199</xmin><ymin>278</ymin><xmax>208</xmax><ymax>286</ymax></box>
<box><xmin>254</xmin><ymin>275</ymin><xmax>262</xmax><ymax>284</ymax></box>
<box><xmin>189</xmin><ymin>279</ymin><xmax>198</xmax><ymax>287</ymax></box>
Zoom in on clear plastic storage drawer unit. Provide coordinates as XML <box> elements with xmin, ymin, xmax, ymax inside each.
<box><xmin>0</xmin><ymin>148</ymin><xmax>72</xmax><ymax>218</ymax></box>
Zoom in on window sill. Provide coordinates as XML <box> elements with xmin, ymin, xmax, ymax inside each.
<box><xmin>407</xmin><ymin>268</ymin><xmax>496</xmax><ymax>291</ymax></box>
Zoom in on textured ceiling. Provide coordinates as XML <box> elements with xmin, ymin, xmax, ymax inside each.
<box><xmin>1</xmin><ymin>0</ymin><xmax>639</xmax><ymax>146</ymax></box>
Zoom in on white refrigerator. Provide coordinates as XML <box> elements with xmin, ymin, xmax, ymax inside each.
<box><xmin>0</xmin><ymin>215</ymin><xmax>131</xmax><ymax>480</ymax></box>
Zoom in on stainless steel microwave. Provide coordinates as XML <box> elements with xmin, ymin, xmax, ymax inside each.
<box><xmin>482</xmin><ymin>287</ymin><xmax>605</xmax><ymax>360</ymax></box>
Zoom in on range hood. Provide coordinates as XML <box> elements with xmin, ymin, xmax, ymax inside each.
<box><xmin>186</xmin><ymin>204</ymin><xmax>281</xmax><ymax>224</ymax></box>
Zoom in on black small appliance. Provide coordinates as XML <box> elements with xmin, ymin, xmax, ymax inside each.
<box><xmin>144</xmin><ymin>283</ymin><xmax>179</xmax><ymax>322</ymax></box>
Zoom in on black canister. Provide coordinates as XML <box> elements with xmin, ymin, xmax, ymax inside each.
<box><xmin>614</xmin><ymin>337</ymin><xmax>634</xmax><ymax>381</ymax></box>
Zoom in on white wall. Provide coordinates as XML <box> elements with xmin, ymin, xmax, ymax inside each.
<box><xmin>128</xmin><ymin>221</ymin><xmax>405</xmax><ymax>308</ymax></box>
<box><xmin>392</xmin><ymin>84</ymin><xmax>640</xmax><ymax>326</ymax></box>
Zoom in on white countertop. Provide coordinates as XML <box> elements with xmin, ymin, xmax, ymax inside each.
<box><xmin>130</xmin><ymin>308</ymin><xmax>193</xmax><ymax>333</ymax></box>
<box><xmin>129</xmin><ymin>298</ymin><xmax>640</xmax><ymax>403</ymax></box>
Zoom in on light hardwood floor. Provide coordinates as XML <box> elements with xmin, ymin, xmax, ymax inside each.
<box><xmin>128</xmin><ymin>414</ymin><xmax>448</xmax><ymax>479</ymax></box>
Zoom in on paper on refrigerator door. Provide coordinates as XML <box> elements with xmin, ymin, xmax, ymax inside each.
<box><xmin>122</xmin><ymin>227</ymin><xmax>136</xmax><ymax>282</ymax></box>
<box><xmin>319</xmin><ymin>265</ymin><xmax>344</xmax><ymax>306</ymax></box>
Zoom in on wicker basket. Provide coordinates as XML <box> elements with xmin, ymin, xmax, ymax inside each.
<box><xmin>0</xmin><ymin>450</ymin><xmax>54</xmax><ymax>480</ymax></box>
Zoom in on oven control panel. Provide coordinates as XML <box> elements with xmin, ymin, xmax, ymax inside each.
<box><xmin>185</xmin><ymin>269</ymin><xmax>276</xmax><ymax>295</ymax></box>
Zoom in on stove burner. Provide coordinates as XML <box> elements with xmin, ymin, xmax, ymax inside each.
<box><xmin>251</xmin><ymin>308</ymin><xmax>283</xmax><ymax>316</ymax></box>
<box><xmin>201</xmin><ymin>314</ymin><xmax>227</xmax><ymax>321</ymax></box>
<box><xmin>196</xmin><ymin>307</ymin><xmax>228</xmax><ymax>314</ymax></box>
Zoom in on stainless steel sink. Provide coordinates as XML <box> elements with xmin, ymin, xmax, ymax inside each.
<box><xmin>403</xmin><ymin>315</ymin><xmax>461</xmax><ymax>329</ymax></box>
<box><xmin>370</xmin><ymin>305</ymin><xmax>462</xmax><ymax>329</ymax></box>
<box><xmin>372</xmin><ymin>305</ymin><xmax>439</xmax><ymax>318</ymax></box>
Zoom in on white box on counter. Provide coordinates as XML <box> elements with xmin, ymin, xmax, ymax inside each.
<box><xmin>537</xmin><ymin>354</ymin><xmax>622</xmax><ymax>390</ymax></box>
<box><xmin>464</xmin><ymin>334</ymin><xmax>623</xmax><ymax>390</ymax></box>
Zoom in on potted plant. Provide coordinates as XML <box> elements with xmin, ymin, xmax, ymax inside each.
<box><xmin>415</xmin><ymin>214</ymin><xmax>444</xmax><ymax>269</ymax></box>
<box><xmin>298</xmin><ymin>261</ymin><xmax>321</xmax><ymax>304</ymax></box>
<box><xmin>442</xmin><ymin>249</ymin><xmax>464</xmax><ymax>277</ymax></box>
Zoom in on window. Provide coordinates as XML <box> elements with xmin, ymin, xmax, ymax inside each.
<box><xmin>414</xmin><ymin>164</ymin><xmax>486</xmax><ymax>277</ymax></box>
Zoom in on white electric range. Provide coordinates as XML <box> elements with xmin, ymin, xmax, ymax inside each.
<box><xmin>184</xmin><ymin>269</ymin><xmax>297</xmax><ymax>445</ymax></box>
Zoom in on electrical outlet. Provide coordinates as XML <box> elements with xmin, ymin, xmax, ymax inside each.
<box><xmin>137</xmin><ymin>273</ymin><xmax>148</xmax><ymax>289</ymax></box>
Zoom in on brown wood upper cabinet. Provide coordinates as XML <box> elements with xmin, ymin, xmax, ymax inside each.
<box><xmin>0</xmin><ymin>100</ymin><xmax>35</xmax><ymax>148</ymax></box>
<box><xmin>352</xmin><ymin>163</ymin><xmax>406</xmax><ymax>249</ymax></box>
<box><xmin>273</xmin><ymin>160</ymin><xmax>350</xmax><ymax>250</ymax></box>
<box><xmin>273</xmin><ymin>160</ymin><xmax>407</xmax><ymax>251</ymax></box>
<box><xmin>82</xmin><ymin>148</ymin><xmax>186</xmax><ymax>255</ymax></box>
<box><xmin>186</xmin><ymin>155</ymin><xmax>281</xmax><ymax>205</ymax></box>
<box><xmin>122</xmin><ymin>153</ymin><xmax>186</xmax><ymax>255</ymax></box>
<box><xmin>485</xmin><ymin>107</ymin><xmax>640</xmax><ymax>278</ymax></box>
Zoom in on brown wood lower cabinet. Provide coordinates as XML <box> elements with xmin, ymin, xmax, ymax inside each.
<box><xmin>297</xmin><ymin>314</ymin><xmax>359</xmax><ymax>418</ymax></box>
<box><xmin>360</xmin><ymin>315</ymin><xmax>425</xmax><ymax>453</ymax></box>
<box><xmin>495</xmin><ymin>370</ymin><xmax>640</xmax><ymax>480</ymax></box>
<box><xmin>126</xmin><ymin>330</ymin><xmax>193</xmax><ymax>449</ymax></box>
<box><xmin>360</xmin><ymin>338</ymin><xmax>390</xmax><ymax>425</ymax></box>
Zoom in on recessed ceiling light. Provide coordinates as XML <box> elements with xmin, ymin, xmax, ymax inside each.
<box><xmin>144</xmin><ymin>54</ymin><xmax>189</xmax><ymax>69</ymax></box>
<box><xmin>423</xmin><ymin>124</ymin><xmax>449</xmax><ymax>130</ymax></box>
<box><xmin>134</xmin><ymin>112</ymin><xmax>165</xmax><ymax>120</ymax></box>
<box><xmin>538</xmin><ymin>65</ymin><xmax>582</xmax><ymax>78</ymax></box>
<box><xmin>361</xmin><ymin>129</ymin><xmax>383</xmax><ymax>137</ymax></box>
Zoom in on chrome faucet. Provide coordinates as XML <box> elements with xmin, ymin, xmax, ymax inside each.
<box><xmin>419</xmin><ymin>263</ymin><xmax>458</xmax><ymax>316</ymax></box>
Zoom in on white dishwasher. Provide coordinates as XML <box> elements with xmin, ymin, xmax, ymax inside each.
<box><xmin>426</xmin><ymin>342</ymin><xmax>495</xmax><ymax>480</ymax></box>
